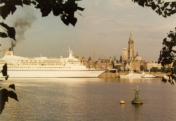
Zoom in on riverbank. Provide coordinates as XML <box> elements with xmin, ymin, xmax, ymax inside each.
<box><xmin>98</xmin><ymin>71</ymin><xmax>167</xmax><ymax>78</ymax></box>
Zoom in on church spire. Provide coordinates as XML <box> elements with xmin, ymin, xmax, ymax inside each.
<box><xmin>136</xmin><ymin>51</ymin><xmax>139</xmax><ymax>56</ymax></box>
<box><xmin>129</xmin><ymin>32</ymin><xmax>133</xmax><ymax>42</ymax></box>
<box><xmin>128</xmin><ymin>32</ymin><xmax>135</xmax><ymax>59</ymax></box>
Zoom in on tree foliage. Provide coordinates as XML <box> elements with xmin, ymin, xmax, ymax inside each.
<box><xmin>150</xmin><ymin>67</ymin><xmax>159</xmax><ymax>72</ymax></box>
<box><xmin>132</xmin><ymin>0</ymin><xmax>176</xmax><ymax>18</ymax></box>
<box><xmin>161</xmin><ymin>67</ymin><xmax>167</xmax><ymax>72</ymax></box>
<box><xmin>0</xmin><ymin>0</ymin><xmax>84</xmax><ymax>26</ymax></box>
<box><xmin>150</xmin><ymin>67</ymin><xmax>154</xmax><ymax>72</ymax></box>
<box><xmin>0</xmin><ymin>84</ymin><xmax>19</xmax><ymax>114</ymax></box>
<box><xmin>144</xmin><ymin>69</ymin><xmax>149</xmax><ymax>72</ymax></box>
<box><xmin>167</xmin><ymin>67</ymin><xmax>171</xmax><ymax>73</ymax></box>
<box><xmin>158</xmin><ymin>29</ymin><xmax>176</xmax><ymax>84</ymax></box>
<box><xmin>158</xmin><ymin>29</ymin><xmax>176</xmax><ymax>66</ymax></box>
<box><xmin>0</xmin><ymin>64</ymin><xmax>17</xmax><ymax>115</ymax></box>
<box><xmin>0</xmin><ymin>22</ymin><xmax>16</xmax><ymax>40</ymax></box>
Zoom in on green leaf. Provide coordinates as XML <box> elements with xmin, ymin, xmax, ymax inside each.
<box><xmin>9</xmin><ymin>84</ymin><xmax>15</xmax><ymax>90</ymax></box>
<box><xmin>0</xmin><ymin>89</ymin><xmax>8</xmax><ymax>114</ymax></box>
<box><xmin>170</xmin><ymin>2</ymin><xmax>176</xmax><ymax>8</ymax></box>
<box><xmin>31</xmin><ymin>1</ymin><xmax>37</xmax><ymax>5</ymax></box>
<box><xmin>0</xmin><ymin>6</ymin><xmax>11</xmax><ymax>19</ymax></box>
<box><xmin>8</xmin><ymin>91</ymin><xmax>19</xmax><ymax>101</ymax></box>
<box><xmin>77</xmin><ymin>7</ymin><xmax>84</xmax><ymax>11</ymax></box>
<box><xmin>158</xmin><ymin>9</ymin><xmax>162</xmax><ymax>15</ymax></box>
<box><xmin>70</xmin><ymin>17</ymin><xmax>77</xmax><ymax>26</ymax></box>
<box><xmin>163</xmin><ymin>2</ymin><xmax>170</xmax><ymax>8</ymax></box>
<box><xmin>0</xmin><ymin>89</ymin><xmax>8</xmax><ymax>102</ymax></box>
<box><xmin>52</xmin><ymin>3</ymin><xmax>62</xmax><ymax>16</ymax></box>
<box><xmin>13</xmin><ymin>0</ymin><xmax>23</xmax><ymax>7</ymax></box>
<box><xmin>61</xmin><ymin>15</ymin><xmax>69</xmax><ymax>25</ymax></box>
<box><xmin>23</xmin><ymin>0</ymin><xmax>31</xmax><ymax>5</ymax></box>
<box><xmin>151</xmin><ymin>3</ymin><xmax>157</xmax><ymax>10</ymax></box>
<box><xmin>0</xmin><ymin>32</ymin><xmax>8</xmax><ymax>38</ymax></box>
<box><xmin>138</xmin><ymin>0</ymin><xmax>145</xmax><ymax>7</ymax></box>
<box><xmin>0</xmin><ymin>23</ymin><xmax>16</xmax><ymax>40</ymax></box>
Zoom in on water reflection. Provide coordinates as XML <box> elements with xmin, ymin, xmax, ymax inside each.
<box><xmin>101</xmin><ymin>78</ymin><xmax>162</xmax><ymax>83</ymax></box>
<box><xmin>132</xmin><ymin>104</ymin><xmax>143</xmax><ymax>121</ymax></box>
<box><xmin>4</xmin><ymin>78</ymin><xmax>162</xmax><ymax>84</ymax></box>
<box><xmin>0</xmin><ymin>78</ymin><xmax>175</xmax><ymax>121</ymax></box>
<box><xmin>120</xmin><ymin>103</ymin><xmax>125</xmax><ymax>106</ymax></box>
<box><xmin>132</xmin><ymin>104</ymin><xmax>143</xmax><ymax>111</ymax></box>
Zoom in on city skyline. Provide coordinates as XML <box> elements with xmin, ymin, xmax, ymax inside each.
<box><xmin>0</xmin><ymin>0</ymin><xmax>176</xmax><ymax>61</ymax></box>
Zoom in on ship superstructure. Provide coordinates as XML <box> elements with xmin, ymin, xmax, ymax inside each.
<box><xmin>0</xmin><ymin>48</ymin><xmax>106</xmax><ymax>78</ymax></box>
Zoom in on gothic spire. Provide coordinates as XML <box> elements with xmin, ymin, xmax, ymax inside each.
<box><xmin>129</xmin><ymin>32</ymin><xmax>133</xmax><ymax>42</ymax></box>
<box><xmin>136</xmin><ymin>51</ymin><xmax>139</xmax><ymax>56</ymax></box>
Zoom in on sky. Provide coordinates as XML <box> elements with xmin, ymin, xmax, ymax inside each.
<box><xmin>0</xmin><ymin>0</ymin><xmax>176</xmax><ymax>61</ymax></box>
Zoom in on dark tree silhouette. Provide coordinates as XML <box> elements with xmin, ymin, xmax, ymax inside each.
<box><xmin>132</xmin><ymin>0</ymin><xmax>176</xmax><ymax>85</ymax></box>
<box><xmin>0</xmin><ymin>0</ymin><xmax>84</xmax><ymax>26</ymax></box>
<box><xmin>159</xmin><ymin>29</ymin><xmax>176</xmax><ymax>85</ymax></box>
<box><xmin>0</xmin><ymin>63</ymin><xmax>18</xmax><ymax>114</ymax></box>
<box><xmin>0</xmin><ymin>22</ymin><xmax>16</xmax><ymax>40</ymax></box>
<box><xmin>0</xmin><ymin>84</ymin><xmax>19</xmax><ymax>114</ymax></box>
<box><xmin>132</xmin><ymin>0</ymin><xmax>176</xmax><ymax>18</ymax></box>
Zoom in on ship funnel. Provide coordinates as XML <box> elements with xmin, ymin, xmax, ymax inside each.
<box><xmin>4</xmin><ymin>51</ymin><xmax>14</xmax><ymax>57</ymax></box>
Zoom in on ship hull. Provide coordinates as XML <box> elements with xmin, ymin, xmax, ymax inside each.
<box><xmin>6</xmin><ymin>69</ymin><xmax>106</xmax><ymax>78</ymax></box>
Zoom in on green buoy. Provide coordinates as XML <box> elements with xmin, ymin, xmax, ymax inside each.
<box><xmin>132</xmin><ymin>86</ymin><xmax>143</xmax><ymax>104</ymax></box>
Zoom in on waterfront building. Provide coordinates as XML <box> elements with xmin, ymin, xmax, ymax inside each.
<box><xmin>82</xmin><ymin>56</ymin><xmax>113</xmax><ymax>69</ymax></box>
<box><xmin>118</xmin><ymin>32</ymin><xmax>143</xmax><ymax>71</ymax></box>
<box><xmin>80</xmin><ymin>32</ymin><xmax>165</xmax><ymax>72</ymax></box>
<box><xmin>134</xmin><ymin>52</ymin><xmax>141</xmax><ymax>61</ymax></box>
<box><xmin>120</xmin><ymin>48</ymin><xmax>128</xmax><ymax>61</ymax></box>
<box><xmin>144</xmin><ymin>61</ymin><xmax>162</xmax><ymax>70</ymax></box>
<box><xmin>118</xmin><ymin>32</ymin><xmax>165</xmax><ymax>71</ymax></box>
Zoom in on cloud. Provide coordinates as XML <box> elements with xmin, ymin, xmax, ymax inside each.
<box><xmin>30</xmin><ymin>26</ymin><xmax>45</xmax><ymax>32</ymax></box>
<box><xmin>126</xmin><ymin>14</ymin><xmax>134</xmax><ymax>18</ymax></box>
<box><xmin>116</xmin><ymin>20</ymin><xmax>175</xmax><ymax>33</ymax></box>
<box><xmin>85</xmin><ymin>14</ymin><xmax>109</xmax><ymax>25</ymax></box>
<box><xmin>110</xmin><ymin>0</ymin><xmax>136</xmax><ymax>9</ymax></box>
<box><xmin>94</xmin><ymin>0</ymin><xmax>100</xmax><ymax>5</ymax></box>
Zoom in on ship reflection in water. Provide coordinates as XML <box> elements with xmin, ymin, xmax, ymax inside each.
<box><xmin>0</xmin><ymin>78</ymin><xmax>175</xmax><ymax>121</ymax></box>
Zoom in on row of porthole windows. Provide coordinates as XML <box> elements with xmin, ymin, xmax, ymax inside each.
<box><xmin>21</xmin><ymin>62</ymin><xmax>64</xmax><ymax>65</ymax></box>
<box><xmin>8</xmin><ymin>60</ymin><xmax>62</xmax><ymax>62</ymax></box>
<box><xmin>9</xmin><ymin>67</ymin><xmax>79</xmax><ymax>68</ymax></box>
<box><xmin>9</xmin><ymin>69</ymin><xmax>81</xmax><ymax>71</ymax></box>
<box><xmin>20</xmin><ymin>60</ymin><xmax>43</xmax><ymax>62</ymax></box>
<box><xmin>43</xmin><ymin>60</ymin><xmax>63</xmax><ymax>62</ymax></box>
<box><xmin>20</xmin><ymin>60</ymin><xmax>67</xmax><ymax>62</ymax></box>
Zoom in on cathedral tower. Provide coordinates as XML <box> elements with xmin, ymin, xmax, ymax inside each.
<box><xmin>128</xmin><ymin>32</ymin><xmax>135</xmax><ymax>59</ymax></box>
<box><xmin>121</xmin><ymin>48</ymin><xmax>128</xmax><ymax>61</ymax></box>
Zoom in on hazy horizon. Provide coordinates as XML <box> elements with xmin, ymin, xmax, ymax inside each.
<box><xmin>0</xmin><ymin>0</ymin><xmax>176</xmax><ymax>61</ymax></box>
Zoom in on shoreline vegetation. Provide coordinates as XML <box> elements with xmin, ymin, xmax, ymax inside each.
<box><xmin>98</xmin><ymin>71</ymin><xmax>167</xmax><ymax>78</ymax></box>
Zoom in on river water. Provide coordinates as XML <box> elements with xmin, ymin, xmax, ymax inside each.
<box><xmin>0</xmin><ymin>78</ymin><xmax>176</xmax><ymax>121</ymax></box>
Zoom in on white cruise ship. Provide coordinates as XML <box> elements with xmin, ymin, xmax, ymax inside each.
<box><xmin>0</xmin><ymin>48</ymin><xmax>106</xmax><ymax>78</ymax></box>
